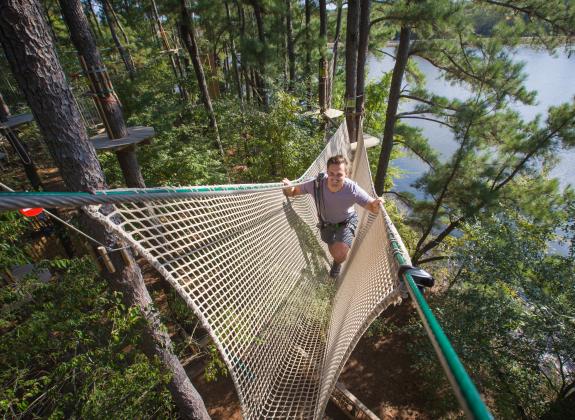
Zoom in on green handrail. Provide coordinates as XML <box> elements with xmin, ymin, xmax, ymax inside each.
<box><xmin>390</xmin><ymin>240</ymin><xmax>493</xmax><ymax>420</ymax></box>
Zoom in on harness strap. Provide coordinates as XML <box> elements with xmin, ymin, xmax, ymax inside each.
<box><xmin>313</xmin><ymin>173</ymin><xmax>326</xmax><ymax>226</ymax></box>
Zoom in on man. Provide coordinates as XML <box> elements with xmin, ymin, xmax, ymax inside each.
<box><xmin>282</xmin><ymin>155</ymin><xmax>384</xmax><ymax>278</ymax></box>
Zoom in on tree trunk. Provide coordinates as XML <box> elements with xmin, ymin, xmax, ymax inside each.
<box><xmin>304</xmin><ymin>0</ymin><xmax>312</xmax><ymax>108</ymax></box>
<box><xmin>354</xmin><ymin>0</ymin><xmax>371</xmax><ymax>134</ymax></box>
<box><xmin>150</xmin><ymin>0</ymin><xmax>188</xmax><ymax>100</ymax></box>
<box><xmin>285</xmin><ymin>0</ymin><xmax>295</xmax><ymax>92</ymax></box>
<box><xmin>180</xmin><ymin>0</ymin><xmax>224</xmax><ymax>157</ymax></box>
<box><xmin>329</xmin><ymin>1</ymin><xmax>343</xmax><ymax>108</ymax></box>
<box><xmin>224</xmin><ymin>1</ymin><xmax>242</xmax><ymax>102</ymax></box>
<box><xmin>0</xmin><ymin>2</ymin><xmax>211</xmax><ymax>418</ymax></box>
<box><xmin>344</xmin><ymin>0</ymin><xmax>360</xmax><ymax>143</ymax></box>
<box><xmin>85</xmin><ymin>0</ymin><xmax>103</xmax><ymax>40</ymax></box>
<box><xmin>318</xmin><ymin>0</ymin><xmax>327</xmax><ymax>113</ymax></box>
<box><xmin>374</xmin><ymin>26</ymin><xmax>410</xmax><ymax>195</ymax></box>
<box><xmin>247</xmin><ymin>0</ymin><xmax>268</xmax><ymax>109</ymax></box>
<box><xmin>60</xmin><ymin>0</ymin><xmax>145</xmax><ymax>188</ymax></box>
<box><xmin>101</xmin><ymin>0</ymin><xmax>136</xmax><ymax>79</ymax></box>
<box><xmin>0</xmin><ymin>92</ymin><xmax>10</xmax><ymax>121</ymax></box>
<box><xmin>108</xmin><ymin>0</ymin><xmax>129</xmax><ymax>45</ymax></box>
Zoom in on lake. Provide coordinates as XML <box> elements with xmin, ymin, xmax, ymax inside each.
<box><xmin>367</xmin><ymin>46</ymin><xmax>575</xmax><ymax>196</ymax></box>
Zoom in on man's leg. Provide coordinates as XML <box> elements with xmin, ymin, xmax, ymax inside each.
<box><xmin>328</xmin><ymin>242</ymin><xmax>350</xmax><ymax>264</ymax></box>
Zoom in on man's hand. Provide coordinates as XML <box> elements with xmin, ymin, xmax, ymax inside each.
<box><xmin>282</xmin><ymin>178</ymin><xmax>296</xmax><ymax>197</ymax></box>
<box><xmin>366</xmin><ymin>197</ymin><xmax>384</xmax><ymax>213</ymax></box>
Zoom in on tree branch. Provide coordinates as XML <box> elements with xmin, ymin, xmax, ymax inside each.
<box><xmin>383</xmin><ymin>190</ymin><xmax>415</xmax><ymax>207</ymax></box>
<box><xmin>417</xmin><ymin>255</ymin><xmax>448</xmax><ymax>264</ymax></box>
<box><xmin>393</xmin><ymin>138</ymin><xmax>436</xmax><ymax>170</ymax></box>
<box><xmin>396</xmin><ymin>115</ymin><xmax>455</xmax><ymax>129</ymax></box>
<box><xmin>399</xmin><ymin>94</ymin><xmax>458</xmax><ymax>111</ymax></box>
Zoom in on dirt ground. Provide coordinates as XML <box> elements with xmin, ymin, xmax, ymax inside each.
<box><xmin>194</xmin><ymin>303</ymin><xmax>437</xmax><ymax>420</ymax></box>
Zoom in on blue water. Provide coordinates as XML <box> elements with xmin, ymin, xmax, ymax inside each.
<box><xmin>367</xmin><ymin>46</ymin><xmax>575</xmax><ymax>195</ymax></box>
<box><xmin>367</xmin><ymin>47</ymin><xmax>575</xmax><ymax>254</ymax></box>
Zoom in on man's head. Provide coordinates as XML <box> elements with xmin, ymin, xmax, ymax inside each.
<box><xmin>326</xmin><ymin>155</ymin><xmax>348</xmax><ymax>190</ymax></box>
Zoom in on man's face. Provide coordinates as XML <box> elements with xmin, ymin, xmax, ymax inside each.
<box><xmin>327</xmin><ymin>162</ymin><xmax>347</xmax><ymax>189</ymax></box>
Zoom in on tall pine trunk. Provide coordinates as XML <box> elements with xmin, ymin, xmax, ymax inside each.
<box><xmin>0</xmin><ymin>2</ymin><xmax>210</xmax><ymax>418</ymax></box>
<box><xmin>180</xmin><ymin>0</ymin><xmax>224</xmax><ymax>157</ymax></box>
<box><xmin>374</xmin><ymin>26</ymin><xmax>410</xmax><ymax>195</ymax></box>
<box><xmin>354</xmin><ymin>0</ymin><xmax>371</xmax><ymax>135</ymax></box>
<box><xmin>150</xmin><ymin>0</ymin><xmax>188</xmax><ymax>100</ymax></box>
<box><xmin>101</xmin><ymin>0</ymin><xmax>136</xmax><ymax>79</ymax></box>
<box><xmin>344</xmin><ymin>0</ymin><xmax>360</xmax><ymax>143</ymax></box>
<box><xmin>225</xmin><ymin>1</ymin><xmax>243</xmax><ymax>102</ymax></box>
<box><xmin>60</xmin><ymin>0</ymin><xmax>145</xmax><ymax>188</ymax></box>
<box><xmin>318</xmin><ymin>0</ymin><xmax>327</xmax><ymax>113</ymax></box>
<box><xmin>304</xmin><ymin>0</ymin><xmax>312</xmax><ymax>108</ymax></box>
<box><xmin>285</xmin><ymin>0</ymin><xmax>295</xmax><ymax>92</ymax></box>
<box><xmin>85</xmin><ymin>0</ymin><xmax>103</xmax><ymax>39</ymax></box>
<box><xmin>329</xmin><ymin>1</ymin><xmax>343</xmax><ymax>108</ymax></box>
<box><xmin>247</xmin><ymin>0</ymin><xmax>269</xmax><ymax>110</ymax></box>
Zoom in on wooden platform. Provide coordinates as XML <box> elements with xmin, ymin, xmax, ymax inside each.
<box><xmin>330</xmin><ymin>381</ymin><xmax>381</xmax><ymax>420</ymax></box>
<box><xmin>0</xmin><ymin>113</ymin><xmax>34</xmax><ymax>130</ymax></box>
<box><xmin>350</xmin><ymin>133</ymin><xmax>381</xmax><ymax>151</ymax></box>
<box><xmin>323</xmin><ymin>108</ymin><xmax>344</xmax><ymax>119</ymax></box>
<box><xmin>302</xmin><ymin>108</ymin><xmax>344</xmax><ymax>119</ymax></box>
<box><xmin>91</xmin><ymin>126</ymin><xmax>155</xmax><ymax>151</ymax></box>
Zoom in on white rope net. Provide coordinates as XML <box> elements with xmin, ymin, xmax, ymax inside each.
<box><xmin>88</xmin><ymin>122</ymin><xmax>408</xmax><ymax>419</ymax></box>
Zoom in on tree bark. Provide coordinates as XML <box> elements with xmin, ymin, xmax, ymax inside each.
<box><xmin>0</xmin><ymin>92</ymin><xmax>10</xmax><ymax>121</ymax></box>
<box><xmin>247</xmin><ymin>0</ymin><xmax>269</xmax><ymax>109</ymax></box>
<box><xmin>0</xmin><ymin>2</ymin><xmax>211</xmax><ymax>418</ymax></box>
<box><xmin>344</xmin><ymin>0</ymin><xmax>360</xmax><ymax>142</ymax></box>
<box><xmin>180</xmin><ymin>0</ymin><xmax>224</xmax><ymax>157</ymax></box>
<box><xmin>374</xmin><ymin>25</ymin><xmax>410</xmax><ymax>195</ymax></box>
<box><xmin>150</xmin><ymin>0</ymin><xmax>188</xmax><ymax>100</ymax></box>
<box><xmin>355</xmin><ymin>0</ymin><xmax>371</xmax><ymax>134</ymax></box>
<box><xmin>108</xmin><ymin>0</ymin><xmax>129</xmax><ymax>45</ymax></box>
<box><xmin>285</xmin><ymin>0</ymin><xmax>295</xmax><ymax>92</ymax></box>
<box><xmin>85</xmin><ymin>0</ymin><xmax>103</xmax><ymax>40</ymax></box>
<box><xmin>329</xmin><ymin>0</ymin><xmax>343</xmax><ymax>108</ymax></box>
<box><xmin>101</xmin><ymin>0</ymin><xmax>136</xmax><ymax>79</ymax></box>
<box><xmin>224</xmin><ymin>1</ymin><xmax>242</xmax><ymax>102</ymax></box>
<box><xmin>59</xmin><ymin>0</ymin><xmax>145</xmax><ymax>188</ymax></box>
<box><xmin>304</xmin><ymin>0</ymin><xmax>312</xmax><ymax>107</ymax></box>
<box><xmin>318</xmin><ymin>0</ymin><xmax>327</xmax><ymax>113</ymax></box>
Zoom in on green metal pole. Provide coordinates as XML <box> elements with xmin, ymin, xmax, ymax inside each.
<box><xmin>390</xmin><ymin>240</ymin><xmax>492</xmax><ymax>420</ymax></box>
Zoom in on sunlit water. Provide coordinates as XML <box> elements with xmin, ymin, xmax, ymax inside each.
<box><xmin>367</xmin><ymin>46</ymin><xmax>575</xmax><ymax>194</ymax></box>
<box><xmin>367</xmin><ymin>46</ymin><xmax>575</xmax><ymax>253</ymax></box>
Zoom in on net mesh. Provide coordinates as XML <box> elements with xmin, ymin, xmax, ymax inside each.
<box><xmin>88</xmin><ymin>122</ymin><xmax>408</xmax><ymax>419</ymax></box>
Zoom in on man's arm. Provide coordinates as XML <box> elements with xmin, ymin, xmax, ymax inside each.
<box><xmin>282</xmin><ymin>178</ymin><xmax>302</xmax><ymax>197</ymax></box>
<box><xmin>353</xmin><ymin>182</ymin><xmax>384</xmax><ymax>213</ymax></box>
<box><xmin>365</xmin><ymin>197</ymin><xmax>385</xmax><ymax>214</ymax></box>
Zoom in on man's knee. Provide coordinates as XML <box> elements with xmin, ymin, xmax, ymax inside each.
<box><xmin>330</xmin><ymin>242</ymin><xmax>349</xmax><ymax>263</ymax></box>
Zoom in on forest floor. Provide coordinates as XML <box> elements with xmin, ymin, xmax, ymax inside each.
<box><xmin>194</xmin><ymin>303</ymin><xmax>433</xmax><ymax>420</ymax></box>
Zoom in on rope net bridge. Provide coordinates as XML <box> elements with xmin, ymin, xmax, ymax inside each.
<box><xmin>0</xmin><ymin>123</ymin><xmax>492</xmax><ymax>419</ymax></box>
<box><xmin>84</xmin><ymin>122</ymin><xmax>401</xmax><ymax>419</ymax></box>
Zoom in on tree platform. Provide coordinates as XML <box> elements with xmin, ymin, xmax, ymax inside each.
<box><xmin>0</xmin><ymin>113</ymin><xmax>34</xmax><ymax>130</ymax></box>
<box><xmin>350</xmin><ymin>133</ymin><xmax>380</xmax><ymax>151</ymax></box>
<box><xmin>90</xmin><ymin>126</ymin><xmax>155</xmax><ymax>151</ymax></box>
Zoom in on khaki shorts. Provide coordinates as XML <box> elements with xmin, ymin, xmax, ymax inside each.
<box><xmin>319</xmin><ymin>213</ymin><xmax>358</xmax><ymax>248</ymax></box>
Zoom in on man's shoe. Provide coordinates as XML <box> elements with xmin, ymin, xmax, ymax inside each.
<box><xmin>329</xmin><ymin>262</ymin><xmax>341</xmax><ymax>278</ymax></box>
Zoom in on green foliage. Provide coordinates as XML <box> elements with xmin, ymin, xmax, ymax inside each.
<box><xmin>408</xmin><ymin>206</ymin><xmax>575</xmax><ymax>418</ymax></box>
<box><xmin>204</xmin><ymin>344</ymin><xmax>228</xmax><ymax>383</ymax></box>
<box><xmin>217</xmin><ymin>92</ymin><xmax>324</xmax><ymax>182</ymax></box>
<box><xmin>0</xmin><ymin>212</ymin><xmax>30</xmax><ymax>270</ymax></box>
<box><xmin>0</xmin><ymin>233</ymin><xmax>176</xmax><ymax>418</ymax></box>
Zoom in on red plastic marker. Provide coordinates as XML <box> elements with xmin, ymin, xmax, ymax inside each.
<box><xmin>18</xmin><ymin>208</ymin><xmax>44</xmax><ymax>217</ymax></box>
